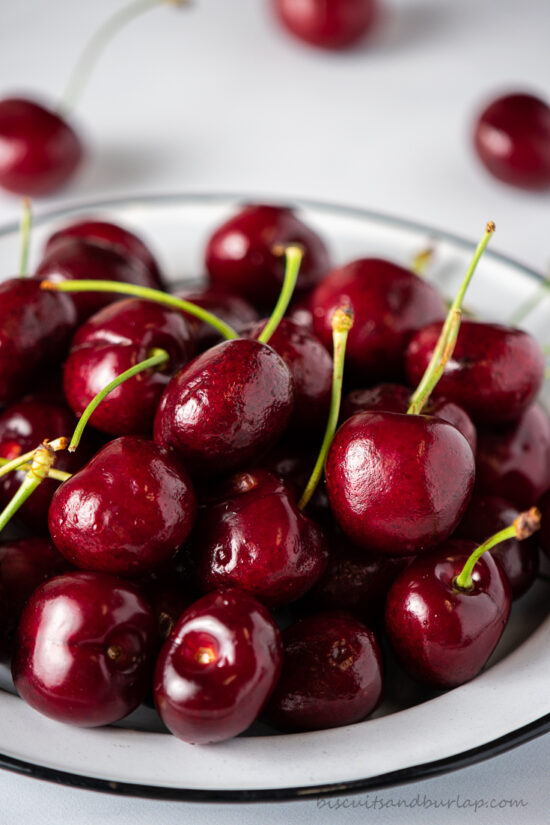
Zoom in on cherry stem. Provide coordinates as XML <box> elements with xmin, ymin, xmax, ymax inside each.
<box><xmin>58</xmin><ymin>0</ymin><xmax>189</xmax><ymax>114</ymax></box>
<box><xmin>410</xmin><ymin>245</ymin><xmax>434</xmax><ymax>277</ymax></box>
<box><xmin>298</xmin><ymin>306</ymin><xmax>354</xmax><ymax>511</ymax></box>
<box><xmin>407</xmin><ymin>221</ymin><xmax>495</xmax><ymax>415</ymax></box>
<box><xmin>19</xmin><ymin>198</ymin><xmax>32</xmax><ymax>277</ymax></box>
<box><xmin>69</xmin><ymin>347</ymin><xmax>169</xmax><ymax>452</ymax></box>
<box><xmin>40</xmin><ymin>280</ymin><xmax>239</xmax><ymax>340</ymax></box>
<box><xmin>0</xmin><ymin>437</ymin><xmax>67</xmax><ymax>480</ymax></box>
<box><xmin>0</xmin><ymin>456</ymin><xmax>71</xmax><ymax>483</ymax></box>
<box><xmin>508</xmin><ymin>276</ymin><xmax>550</xmax><ymax>327</ymax></box>
<box><xmin>454</xmin><ymin>506</ymin><xmax>541</xmax><ymax>592</ymax></box>
<box><xmin>0</xmin><ymin>441</ymin><xmax>67</xmax><ymax>533</ymax></box>
<box><xmin>257</xmin><ymin>246</ymin><xmax>304</xmax><ymax>345</ymax></box>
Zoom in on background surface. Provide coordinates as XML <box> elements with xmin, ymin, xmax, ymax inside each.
<box><xmin>1</xmin><ymin>0</ymin><xmax>550</xmax><ymax>822</ymax></box>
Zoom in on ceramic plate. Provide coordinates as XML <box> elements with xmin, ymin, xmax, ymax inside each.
<box><xmin>0</xmin><ymin>193</ymin><xmax>549</xmax><ymax>802</ymax></box>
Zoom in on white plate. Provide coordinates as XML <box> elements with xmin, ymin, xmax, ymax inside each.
<box><xmin>0</xmin><ymin>193</ymin><xmax>549</xmax><ymax>802</ymax></box>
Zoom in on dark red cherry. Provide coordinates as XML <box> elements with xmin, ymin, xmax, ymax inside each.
<box><xmin>311</xmin><ymin>259</ymin><xmax>446</xmax><ymax>383</ymax></box>
<box><xmin>174</xmin><ymin>287</ymin><xmax>258</xmax><ymax>352</ymax></box>
<box><xmin>35</xmin><ymin>236</ymin><xmax>161</xmax><ymax>322</ymax></box>
<box><xmin>385</xmin><ymin>544</ymin><xmax>511</xmax><ymax>688</ymax></box>
<box><xmin>0</xmin><ymin>397</ymin><xmax>95</xmax><ymax>531</ymax></box>
<box><xmin>154</xmin><ymin>588</ymin><xmax>282</xmax><ymax>744</ymax></box>
<box><xmin>246</xmin><ymin>318</ymin><xmax>332</xmax><ymax>435</ymax></box>
<box><xmin>273</xmin><ymin>0</ymin><xmax>378</xmax><ymax>50</ymax></box>
<box><xmin>0</xmin><ymin>98</ymin><xmax>82</xmax><ymax>196</ymax></box>
<box><xmin>325</xmin><ymin>411</ymin><xmax>475</xmax><ymax>555</ymax></box>
<box><xmin>154</xmin><ymin>338</ymin><xmax>294</xmax><ymax>477</ymax></box>
<box><xmin>205</xmin><ymin>204</ymin><xmax>330</xmax><ymax>308</ymax></box>
<box><xmin>193</xmin><ymin>470</ymin><xmax>329</xmax><ymax>607</ymax></box>
<box><xmin>12</xmin><ymin>571</ymin><xmax>157</xmax><ymax>726</ymax></box>
<box><xmin>0</xmin><ymin>278</ymin><xmax>76</xmax><ymax>407</ymax></box>
<box><xmin>474</xmin><ymin>93</ymin><xmax>550</xmax><ymax>189</ymax></box>
<box><xmin>341</xmin><ymin>382</ymin><xmax>477</xmax><ymax>455</ymax></box>
<box><xmin>44</xmin><ymin>219</ymin><xmax>165</xmax><ymax>288</ymax></box>
<box><xmin>475</xmin><ymin>404</ymin><xmax>550</xmax><ymax>509</ymax></box>
<box><xmin>454</xmin><ymin>495</ymin><xmax>539</xmax><ymax>599</ymax></box>
<box><xmin>265</xmin><ymin>611</ymin><xmax>382</xmax><ymax>732</ymax></box>
<box><xmin>48</xmin><ymin>436</ymin><xmax>197</xmax><ymax>577</ymax></box>
<box><xmin>0</xmin><ymin>538</ymin><xmax>71</xmax><ymax>661</ymax></box>
<box><xmin>63</xmin><ymin>299</ymin><xmax>194</xmax><ymax>436</ymax></box>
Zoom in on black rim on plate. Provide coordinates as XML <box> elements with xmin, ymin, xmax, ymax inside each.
<box><xmin>0</xmin><ymin>192</ymin><xmax>547</xmax><ymax>802</ymax></box>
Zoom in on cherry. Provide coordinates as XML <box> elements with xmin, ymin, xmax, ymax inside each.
<box><xmin>0</xmin><ymin>537</ymin><xmax>70</xmax><ymax>661</ymax></box>
<box><xmin>174</xmin><ymin>286</ymin><xmax>258</xmax><ymax>351</ymax></box>
<box><xmin>405</xmin><ymin>320</ymin><xmax>545</xmax><ymax>424</ymax></box>
<box><xmin>48</xmin><ymin>436</ymin><xmax>197</xmax><ymax>577</ymax></box>
<box><xmin>154</xmin><ymin>588</ymin><xmax>282</xmax><ymax>744</ymax></box>
<box><xmin>475</xmin><ymin>403</ymin><xmax>550</xmax><ymax>508</ymax></box>
<box><xmin>193</xmin><ymin>470</ymin><xmax>329</xmax><ymax>607</ymax></box>
<box><xmin>454</xmin><ymin>495</ymin><xmax>539</xmax><ymax>599</ymax></box>
<box><xmin>0</xmin><ymin>98</ymin><xmax>82</xmax><ymax>196</ymax></box>
<box><xmin>273</xmin><ymin>0</ymin><xmax>378</xmax><ymax>50</ymax></box>
<box><xmin>265</xmin><ymin>611</ymin><xmax>382</xmax><ymax>732</ymax></box>
<box><xmin>537</xmin><ymin>489</ymin><xmax>550</xmax><ymax>560</ymax></box>
<box><xmin>12</xmin><ymin>571</ymin><xmax>157</xmax><ymax>726</ymax></box>
<box><xmin>474</xmin><ymin>93</ymin><xmax>550</xmax><ymax>189</ymax></box>
<box><xmin>205</xmin><ymin>204</ymin><xmax>330</xmax><ymax>308</ymax></box>
<box><xmin>0</xmin><ymin>397</ymin><xmax>95</xmax><ymax>531</ymax></box>
<box><xmin>63</xmin><ymin>299</ymin><xmax>194</xmax><ymax>437</ymax></box>
<box><xmin>0</xmin><ymin>278</ymin><xmax>77</xmax><ymax>407</ymax></box>
<box><xmin>311</xmin><ymin>258</ymin><xmax>446</xmax><ymax>383</ymax></box>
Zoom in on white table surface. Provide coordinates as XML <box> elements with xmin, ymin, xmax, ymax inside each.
<box><xmin>1</xmin><ymin>0</ymin><xmax>550</xmax><ymax>821</ymax></box>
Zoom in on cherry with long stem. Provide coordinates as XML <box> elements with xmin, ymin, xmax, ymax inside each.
<box><xmin>0</xmin><ymin>440</ymin><xmax>67</xmax><ymax>533</ymax></box>
<box><xmin>407</xmin><ymin>221</ymin><xmax>495</xmax><ymax>415</ymax></box>
<box><xmin>298</xmin><ymin>306</ymin><xmax>354</xmax><ymax>510</ymax></box>
<box><xmin>454</xmin><ymin>507</ymin><xmax>541</xmax><ymax>591</ymax></box>
<box><xmin>257</xmin><ymin>246</ymin><xmax>303</xmax><ymax>345</ymax></box>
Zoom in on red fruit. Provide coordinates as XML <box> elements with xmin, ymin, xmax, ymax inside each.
<box><xmin>154</xmin><ymin>589</ymin><xmax>282</xmax><ymax>744</ymax></box>
<box><xmin>274</xmin><ymin>0</ymin><xmax>378</xmax><ymax>50</ymax></box>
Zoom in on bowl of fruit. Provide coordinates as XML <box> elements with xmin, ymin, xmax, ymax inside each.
<box><xmin>0</xmin><ymin>192</ymin><xmax>549</xmax><ymax>802</ymax></box>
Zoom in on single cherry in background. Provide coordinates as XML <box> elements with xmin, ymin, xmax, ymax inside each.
<box><xmin>273</xmin><ymin>0</ymin><xmax>379</xmax><ymax>50</ymax></box>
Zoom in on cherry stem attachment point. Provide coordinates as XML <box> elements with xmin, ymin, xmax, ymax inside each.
<box><xmin>298</xmin><ymin>306</ymin><xmax>354</xmax><ymax>511</ymax></box>
<box><xmin>0</xmin><ymin>456</ymin><xmax>71</xmax><ymax>483</ymax></box>
<box><xmin>40</xmin><ymin>279</ymin><xmax>239</xmax><ymax>340</ymax></box>
<box><xmin>0</xmin><ymin>440</ymin><xmax>67</xmax><ymax>533</ymax></box>
<box><xmin>407</xmin><ymin>221</ymin><xmax>495</xmax><ymax>415</ymax></box>
<box><xmin>257</xmin><ymin>245</ymin><xmax>304</xmax><ymax>345</ymax></box>
<box><xmin>454</xmin><ymin>506</ymin><xmax>541</xmax><ymax>592</ymax></box>
<box><xmin>0</xmin><ymin>437</ymin><xmax>67</xmax><ymax>480</ymax></box>
<box><xmin>19</xmin><ymin>198</ymin><xmax>32</xmax><ymax>277</ymax></box>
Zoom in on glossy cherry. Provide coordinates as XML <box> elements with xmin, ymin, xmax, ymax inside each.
<box><xmin>48</xmin><ymin>436</ymin><xmax>197</xmax><ymax>577</ymax></box>
<box><xmin>154</xmin><ymin>588</ymin><xmax>282</xmax><ymax>744</ymax></box>
<box><xmin>12</xmin><ymin>571</ymin><xmax>157</xmax><ymax>726</ymax></box>
<box><xmin>325</xmin><ymin>411</ymin><xmax>475</xmax><ymax>555</ymax></box>
<box><xmin>0</xmin><ymin>278</ymin><xmax>76</xmax><ymax>407</ymax></box>
<box><xmin>454</xmin><ymin>495</ymin><xmax>539</xmax><ymax>599</ymax></box>
<box><xmin>265</xmin><ymin>611</ymin><xmax>382</xmax><ymax>732</ymax></box>
<box><xmin>0</xmin><ymin>98</ymin><xmax>82</xmax><ymax>196</ymax></box>
<box><xmin>405</xmin><ymin>320</ymin><xmax>545</xmax><ymax>424</ymax></box>
<box><xmin>475</xmin><ymin>403</ymin><xmax>550</xmax><ymax>508</ymax></box>
<box><xmin>474</xmin><ymin>93</ymin><xmax>550</xmax><ymax>189</ymax></box>
<box><xmin>311</xmin><ymin>259</ymin><xmax>446</xmax><ymax>383</ymax></box>
<box><xmin>154</xmin><ymin>338</ymin><xmax>294</xmax><ymax>476</ymax></box>
<box><xmin>273</xmin><ymin>0</ymin><xmax>378</xmax><ymax>50</ymax></box>
<box><xmin>63</xmin><ymin>299</ymin><xmax>194</xmax><ymax>436</ymax></box>
<box><xmin>385</xmin><ymin>542</ymin><xmax>511</xmax><ymax>689</ymax></box>
<box><xmin>193</xmin><ymin>470</ymin><xmax>329</xmax><ymax>607</ymax></box>
<box><xmin>205</xmin><ymin>204</ymin><xmax>330</xmax><ymax>308</ymax></box>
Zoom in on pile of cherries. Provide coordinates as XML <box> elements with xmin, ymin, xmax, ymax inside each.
<box><xmin>0</xmin><ymin>201</ymin><xmax>548</xmax><ymax>746</ymax></box>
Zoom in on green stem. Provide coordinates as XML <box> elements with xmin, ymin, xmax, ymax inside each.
<box><xmin>0</xmin><ymin>443</ymin><xmax>59</xmax><ymax>533</ymax></box>
<box><xmin>41</xmin><ymin>279</ymin><xmax>239</xmax><ymax>341</ymax></box>
<box><xmin>58</xmin><ymin>0</ymin><xmax>188</xmax><ymax>114</ymax></box>
<box><xmin>0</xmin><ymin>458</ymin><xmax>72</xmax><ymax>483</ymax></box>
<box><xmin>68</xmin><ymin>347</ymin><xmax>169</xmax><ymax>452</ymax></box>
<box><xmin>454</xmin><ymin>507</ymin><xmax>541</xmax><ymax>591</ymax></box>
<box><xmin>407</xmin><ymin>221</ymin><xmax>495</xmax><ymax>415</ymax></box>
<box><xmin>298</xmin><ymin>306</ymin><xmax>354</xmax><ymax>511</ymax></box>
<box><xmin>0</xmin><ymin>437</ymin><xmax>67</xmax><ymax>480</ymax></box>
<box><xmin>19</xmin><ymin>198</ymin><xmax>32</xmax><ymax>277</ymax></box>
<box><xmin>257</xmin><ymin>246</ymin><xmax>304</xmax><ymax>345</ymax></box>
<box><xmin>508</xmin><ymin>278</ymin><xmax>550</xmax><ymax>327</ymax></box>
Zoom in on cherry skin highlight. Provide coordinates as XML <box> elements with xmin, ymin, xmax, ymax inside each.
<box><xmin>154</xmin><ymin>589</ymin><xmax>282</xmax><ymax>744</ymax></box>
<box><xmin>273</xmin><ymin>0</ymin><xmax>378</xmax><ymax>50</ymax></box>
<box><xmin>205</xmin><ymin>204</ymin><xmax>330</xmax><ymax>308</ymax></box>
<box><xmin>325</xmin><ymin>411</ymin><xmax>475</xmax><ymax>556</ymax></box>
<box><xmin>265</xmin><ymin>611</ymin><xmax>382</xmax><ymax>732</ymax></box>
<box><xmin>474</xmin><ymin>93</ymin><xmax>550</xmax><ymax>189</ymax></box>
<box><xmin>48</xmin><ymin>436</ymin><xmax>197</xmax><ymax>577</ymax></box>
<box><xmin>0</xmin><ymin>98</ymin><xmax>82</xmax><ymax>196</ymax></box>
<box><xmin>12</xmin><ymin>571</ymin><xmax>157</xmax><ymax>726</ymax></box>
